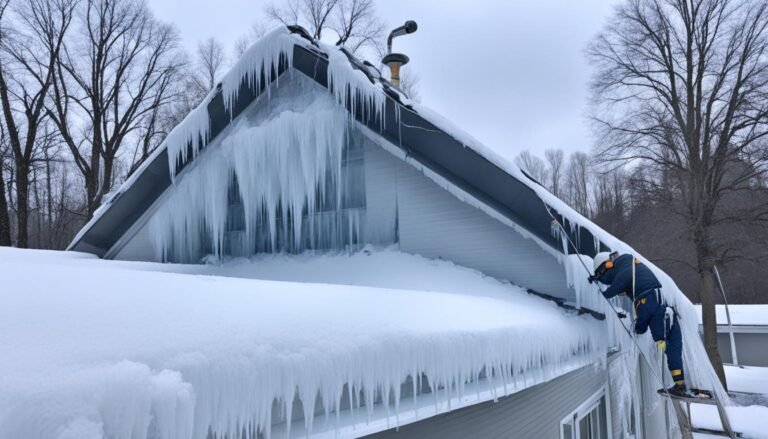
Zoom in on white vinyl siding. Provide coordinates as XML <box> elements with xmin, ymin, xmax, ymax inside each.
<box><xmin>361</xmin><ymin>135</ymin><xmax>399</xmax><ymax>246</ymax></box>
<box><xmin>391</xmin><ymin>149</ymin><xmax>572</xmax><ymax>299</ymax></box>
<box><xmin>112</xmin><ymin>217</ymin><xmax>156</xmax><ymax>261</ymax></box>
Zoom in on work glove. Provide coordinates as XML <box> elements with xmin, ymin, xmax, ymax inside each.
<box><xmin>657</xmin><ymin>340</ymin><xmax>666</xmax><ymax>351</ymax></box>
<box><xmin>587</xmin><ymin>275</ymin><xmax>597</xmax><ymax>284</ymax></box>
<box><xmin>616</xmin><ymin>312</ymin><xmax>627</xmax><ymax>319</ymax></box>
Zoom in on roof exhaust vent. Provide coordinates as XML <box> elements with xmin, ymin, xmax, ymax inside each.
<box><xmin>382</xmin><ymin>20</ymin><xmax>417</xmax><ymax>88</ymax></box>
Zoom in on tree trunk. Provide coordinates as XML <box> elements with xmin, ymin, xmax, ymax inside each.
<box><xmin>698</xmin><ymin>254</ymin><xmax>728</xmax><ymax>389</ymax></box>
<box><xmin>101</xmin><ymin>153</ymin><xmax>114</xmax><ymax>201</ymax></box>
<box><xmin>85</xmin><ymin>174</ymin><xmax>99</xmax><ymax>218</ymax></box>
<box><xmin>85</xmin><ymin>141</ymin><xmax>101</xmax><ymax>218</ymax></box>
<box><xmin>0</xmin><ymin>170</ymin><xmax>11</xmax><ymax>246</ymax></box>
<box><xmin>15</xmin><ymin>161</ymin><xmax>29</xmax><ymax>248</ymax></box>
<box><xmin>45</xmin><ymin>157</ymin><xmax>54</xmax><ymax>248</ymax></box>
<box><xmin>33</xmin><ymin>169</ymin><xmax>41</xmax><ymax>248</ymax></box>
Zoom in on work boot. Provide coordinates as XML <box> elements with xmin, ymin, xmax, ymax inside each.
<box><xmin>666</xmin><ymin>382</ymin><xmax>688</xmax><ymax>397</ymax></box>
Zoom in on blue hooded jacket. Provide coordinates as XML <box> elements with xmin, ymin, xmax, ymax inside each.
<box><xmin>596</xmin><ymin>254</ymin><xmax>662</xmax><ymax>299</ymax></box>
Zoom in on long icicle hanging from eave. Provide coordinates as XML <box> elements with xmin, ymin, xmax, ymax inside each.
<box><xmin>150</xmin><ymin>102</ymin><xmax>350</xmax><ymax>263</ymax></box>
<box><xmin>165</xmin><ymin>28</ymin><xmax>297</xmax><ymax>183</ymax></box>
<box><xmin>165</xmin><ymin>28</ymin><xmax>392</xmax><ymax>186</ymax></box>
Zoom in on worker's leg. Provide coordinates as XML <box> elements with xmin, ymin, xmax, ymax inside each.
<box><xmin>666</xmin><ymin>314</ymin><xmax>685</xmax><ymax>386</ymax></box>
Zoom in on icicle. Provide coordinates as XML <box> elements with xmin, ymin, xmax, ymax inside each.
<box><xmin>150</xmin><ymin>102</ymin><xmax>349</xmax><ymax>263</ymax></box>
<box><xmin>220</xmin><ymin>27</ymin><xmax>296</xmax><ymax>114</ymax></box>
<box><xmin>326</xmin><ymin>48</ymin><xmax>386</xmax><ymax>128</ymax></box>
<box><xmin>166</xmin><ymin>94</ymin><xmax>213</xmax><ymax>182</ymax></box>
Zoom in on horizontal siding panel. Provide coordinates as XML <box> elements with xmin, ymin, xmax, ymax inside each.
<box><xmin>363</xmin><ymin>141</ymin><xmax>399</xmax><ymax>245</ymax></box>
<box><xmin>367</xmin><ymin>364</ymin><xmax>607</xmax><ymax>439</ymax></box>
<box><xmin>396</xmin><ymin>159</ymin><xmax>573</xmax><ymax>300</ymax></box>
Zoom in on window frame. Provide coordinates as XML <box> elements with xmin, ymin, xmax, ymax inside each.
<box><xmin>560</xmin><ymin>387</ymin><xmax>613</xmax><ymax>439</ymax></box>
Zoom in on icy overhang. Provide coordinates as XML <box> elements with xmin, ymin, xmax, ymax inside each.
<box><xmin>0</xmin><ymin>247</ymin><xmax>606</xmax><ymax>439</ymax></box>
<box><xmin>68</xmin><ymin>26</ymin><xmax>605</xmax><ymax>260</ymax></box>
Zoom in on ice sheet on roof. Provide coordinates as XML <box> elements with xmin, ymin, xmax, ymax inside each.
<box><xmin>0</xmin><ymin>247</ymin><xmax>606</xmax><ymax>439</ymax></box>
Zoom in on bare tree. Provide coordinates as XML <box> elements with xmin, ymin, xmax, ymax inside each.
<box><xmin>196</xmin><ymin>37</ymin><xmax>226</xmax><ymax>91</ymax></box>
<box><xmin>0</xmin><ymin>0</ymin><xmax>75</xmax><ymax>247</ymax></box>
<box><xmin>48</xmin><ymin>0</ymin><xmax>183</xmax><ymax>217</ymax></box>
<box><xmin>26</xmin><ymin>121</ymin><xmax>66</xmax><ymax>249</ymax></box>
<box><xmin>332</xmin><ymin>0</ymin><xmax>384</xmax><ymax>54</ymax></box>
<box><xmin>0</xmin><ymin>119</ymin><xmax>11</xmax><ymax>245</ymax></box>
<box><xmin>589</xmin><ymin>0</ymin><xmax>768</xmax><ymax>386</ymax></box>
<box><xmin>265</xmin><ymin>0</ymin><xmax>383</xmax><ymax>56</ymax></box>
<box><xmin>398</xmin><ymin>70</ymin><xmax>420</xmax><ymax>101</ymax></box>
<box><xmin>566</xmin><ymin>151</ymin><xmax>591</xmax><ymax>216</ymax></box>
<box><xmin>128</xmin><ymin>35</ymin><xmax>225</xmax><ymax>176</ymax></box>
<box><xmin>544</xmin><ymin>148</ymin><xmax>565</xmax><ymax>197</ymax></box>
<box><xmin>233</xmin><ymin>22</ymin><xmax>268</xmax><ymax>58</ymax></box>
<box><xmin>515</xmin><ymin>150</ymin><xmax>550</xmax><ymax>186</ymax></box>
<box><xmin>129</xmin><ymin>60</ymin><xmax>197</xmax><ymax>176</ymax></box>
<box><xmin>266</xmin><ymin>0</ymin><xmax>338</xmax><ymax>40</ymax></box>
<box><xmin>592</xmin><ymin>167</ymin><xmax>628</xmax><ymax>236</ymax></box>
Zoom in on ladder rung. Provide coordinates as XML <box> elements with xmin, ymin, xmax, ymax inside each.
<box><xmin>691</xmin><ymin>426</ymin><xmax>742</xmax><ymax>437</ymax></box>
<box><xmin>656</xmin><ymin>389</ymin><xmax>718</xmax><ymax>405</ymax></box>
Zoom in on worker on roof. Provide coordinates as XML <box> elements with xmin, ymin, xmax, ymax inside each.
<box><xmin>590</xmin><ymin>252</ymin><xmax>687</xmax><ymax>397</ymax></box>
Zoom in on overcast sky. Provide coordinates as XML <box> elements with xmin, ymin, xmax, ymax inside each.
<box><xmin>151</xmin><ymin>0</ymin><xmax>617</xmax><ymax>159</ymax></box>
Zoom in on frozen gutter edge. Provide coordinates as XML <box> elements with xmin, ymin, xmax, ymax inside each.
<box><xmin>274</xmin><ymin>354</ymin><xmax>603</xmax><ymax>439</ymax></box>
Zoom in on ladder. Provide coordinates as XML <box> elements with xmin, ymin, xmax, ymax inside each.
<box><xmin>543</xmin><ymin>208</ymin><xmax>738</xmax><ymax>439</ymax></box>
<box><xmin>657</xmin><ymin>389</ymin><xmax>739</xmax><ymax>438</ymax></box>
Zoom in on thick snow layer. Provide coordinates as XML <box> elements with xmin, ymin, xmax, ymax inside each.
<box><xmin>694</xmin><ymin>304</ymin><xmax>768</xmax><ymax>326</ymax></box>
<box><xmin>220</xmin><ymin>27</ymin><xmax>296</xmax><ymax>113</ymax></box>
<box><xmin>725</xmin><ymin>365</ymin><xmax>768</xmax><ymax>395</ymax></box>
<box><xmin>0</xmin><ymin>247</ymin><xmax>605</xmax><ymax>439</ymax></box>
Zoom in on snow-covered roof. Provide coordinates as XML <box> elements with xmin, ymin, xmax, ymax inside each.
<box><xmin>69</xmin><ymin>26</ymin><xmax>593</xmax><ymax>260</ymax></box>
<box><xmin>0</xmin><ymin>247</ymin><xmax>605</xmax><ymax>438</ymax></box>
<box><xmin>695</xmin><ymin>304</ymin><xmax>768</xmax><ymax>326</ymax></box>
<box><xmin>66</xmin><ymin>24</ymin><xmax>729</xmax><ymax>408</ymax></box>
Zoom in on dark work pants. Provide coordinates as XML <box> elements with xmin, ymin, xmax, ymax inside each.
<box><xmin>635</xmin><ymin>290</ymin><xmax>685</xmax><ymax>384</ymax></box>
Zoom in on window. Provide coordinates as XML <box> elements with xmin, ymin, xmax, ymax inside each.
<box><xmin>561</xmin><ymin>389</ymin><xmax>611</xmax><ymax>439</ymax></box>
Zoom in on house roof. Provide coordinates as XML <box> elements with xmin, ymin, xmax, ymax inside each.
<box><xmin>65</xmin><ymin>24</ymin><xmax>729</xmax><ymax>410</ymax></box>
<box><xmin>68</xmin><ymin>26</ymin><xmax>606</xmax><ymax>260</ymax></box>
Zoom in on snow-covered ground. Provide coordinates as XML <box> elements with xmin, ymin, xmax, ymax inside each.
<box><xmin>0</xmin><ymin>247</ymin><xmax>605</xmax><ymax>439</ymax></box>
<box><xmin>691</xmin><ymin>365</ymin><xmax>768</xmax><ymax>438</ymax></box>
<box><xmin>726</xmin><ymin>365</ymin><xmax>768</xmax><ymax>395</ymax></box>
